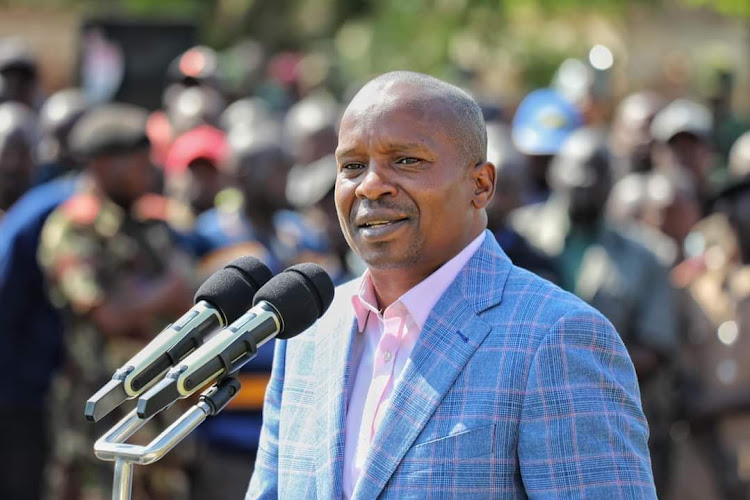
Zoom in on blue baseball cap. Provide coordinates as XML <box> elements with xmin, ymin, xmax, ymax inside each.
<box><xmin>512</xmin><ymin>88</ymin><xmax>583</xmax><ymax>155</ymax></box>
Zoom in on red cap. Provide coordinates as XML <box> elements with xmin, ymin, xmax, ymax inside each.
<box><xmin>165</xmin><ymin>125</ymin><xmax>228</xmax><ymax>175</ymax></box>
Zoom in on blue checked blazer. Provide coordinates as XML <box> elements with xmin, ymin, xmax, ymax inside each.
<box><xmin>247</xmin><ymin>231</ymin><xmax>657</xmax><ymax>499</ymax></box>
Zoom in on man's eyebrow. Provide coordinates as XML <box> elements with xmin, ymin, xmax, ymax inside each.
<box><xmin>335</xmin><ymin>147</ymin><xmax>359</xmax><ymax>158</ymax></box>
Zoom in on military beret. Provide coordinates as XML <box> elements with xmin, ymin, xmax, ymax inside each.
<box><xmin>70</xmin><ymin>103</ymin><xmax>150</xmax><ymax>158</ymax></box>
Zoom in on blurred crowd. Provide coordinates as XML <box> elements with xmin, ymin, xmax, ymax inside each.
<box><xmin>1</xmin><ymin>32</ymin><xmax>750</xmax><ymax>500</ymax></box>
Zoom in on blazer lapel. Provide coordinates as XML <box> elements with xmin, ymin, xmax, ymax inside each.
<box><xmin>316</xmin><ymin>281</ymin><xmax>358</xmax><ymax>500</ymax></box>
<box><xmin>352</xmin><ymin>231</ymin><xmax>511</xmax><ymax>499</ymax></box>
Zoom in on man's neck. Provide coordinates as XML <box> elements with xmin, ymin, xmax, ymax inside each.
<box><xmin>367</xmin><ymin>228</ymin><xmax>485</xmax><ymax>309</ymax></box>
<box><xmin>368</xmin><ymin>267</ymin><xmax>437</xmax><ymax>310</ymax></box>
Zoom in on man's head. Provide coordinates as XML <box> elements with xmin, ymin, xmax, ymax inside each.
<box><xmin>610</xmin><ymin>91</ymin><xmax>665</xmax><ymax>175</ymax></box>
<box><xmin>38</xmin><ymin>88</ymin><xmax>88</xmax><ymax>168</ymax></box>
<box><xmin>0</xmin><ymin>38</ymin><xmax>37</xmax><ymax>107</ymax></box>
<box><xmin>285</xmin><ymin>93</ymin><xmax>339</xmax><ymax>166</ymax></box>
<box><xmin>71</xmin><ymin>103</ymin><xmax>155</xmax><ymax>209</ymax></box>
<box><xmin>165</xmin><ymin>125</ymin><xmax>228</xmax><ymax>214</ymax></box>
<box><xmin>0</xmin><ymin>102</ymin><xmax>35</xmax><ymax>210</ymax></box>
<box><xmin>335</xmin><ymin>71</ymin><xmax>495</xmax><ymax>274</ymax></box>
<box><xmin>229</xmin><ymin>133</ymin><xmax>292</xmax><ymax>215</ymax></box>
<box><xmin>549</xmin><ymin>128</ymin><xmax>612</xmax><ymax>227</ymax></box>
<box><xmin>511</xmin><ymin>88</ymin><xmax>583</xmax><ymax>201</ymax></box>
<box><xmin>650</xmin><ymin>99</ymin><xmax>714</xmax><ymax>194</ymax></box>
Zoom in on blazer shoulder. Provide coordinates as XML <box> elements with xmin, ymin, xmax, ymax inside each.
<box><xmin>499</xmin><ymin>264</ymin><xmax>610</xmax><ymax>329</ymax></box>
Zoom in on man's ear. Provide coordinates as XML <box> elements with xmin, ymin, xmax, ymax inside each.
<box><xmin>471</xmin><ymin>161</ymin><xmax>496</xmax><ymax>209</ymax></box>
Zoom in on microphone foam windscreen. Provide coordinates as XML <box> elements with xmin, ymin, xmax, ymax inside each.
<box><xmin>195</xmin><ymin>256</ymin><xmax>273</xmax><ymax>324</ymax></box>
<box><xmin>253</xmin><ymin>262</ymin><xmax>335</xmax><ymax>340</ymax></box>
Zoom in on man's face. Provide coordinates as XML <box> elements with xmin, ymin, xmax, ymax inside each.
<box><xmin>98</xmin><ymin>149</ymin><xmax>156</xmax><ymax>209</ymax></box>
<box><xmin>335</xmin><ymin>91</ymin><xmax>479</xmax><ymax>272</ymax></box>
<box><xmin>0</xmin><ymin>135</ymin><xmax>33</xmax><ymax>209</ymax></box>
<box><xmin>186</xmin><ymin>159</ymin><xmax>223</xmax><ymax>214</ymax></box>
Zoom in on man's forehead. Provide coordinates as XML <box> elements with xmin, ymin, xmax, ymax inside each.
<box><xmin>340</xmin><ymin>88</ymin><xmax>454</xmax><ymax>143</ymax></box>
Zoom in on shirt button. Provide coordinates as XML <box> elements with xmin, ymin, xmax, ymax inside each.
<box><xmin>382</xmin><ymin>351</ymin><xmax>392</xmax><ymax>362</ymax></box>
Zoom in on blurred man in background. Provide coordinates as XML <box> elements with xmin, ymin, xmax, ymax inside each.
<box><xmin>484</xmin><ymin>121</ymin><xmax>559</xmax><ymax>283</ymax></box>
<box><xmin>512</xmin><ymin>128</ymin><xmax>678</xmax><ymax>495</ymax></box>
<box><xmin>34</xmin><ymin>88</ymin><xmax>88</xmax><ymax>185</ymax></box>
<box><xmin>165</xmin><ymin>124</ymin><xmax>229</xmax><ymax>219</ymax></box>
<box><xmin>0</xmin><ymin>94</ymin><xmax>85</xmax><ymax>500</ymax></box>
<box><xmin>670</xmin><ymin>131</ymin><xmax>750</xmax><ymax>500</ymax></box>
<box><xmin>0</xmin><ymin>101</ymin><xmax>36</xmax><ymax>216</ymax></box>
<box><xmin>610</xmin><ymin>91</ymin><xmax>666</xmax><ymax>178</ymax></box>
<box><xmin>38</xmin><ymin>104</ymin><xmax>195</xmax><ymax>499</ymax></box>
<box><xmin>511</xmin><ymin>88</ymin><xmax>582</xmax><ymax>204</ymax></box>
<box><xmin>651</xmin><ymin>99</ymin><xmax>715</xmax><ymax>205</ymax></box>
<box><xmin>0</xmin><ymin>37</ymin><xmax>38</xmax><ymax>108</ymax></box>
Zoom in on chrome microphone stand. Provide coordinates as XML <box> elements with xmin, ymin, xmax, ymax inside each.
<box><xmin>93</xmin><ymin>377</ymin><xmax>241</xmax><ymax>500</ymax></box>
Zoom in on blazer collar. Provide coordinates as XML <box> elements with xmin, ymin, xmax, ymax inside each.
<box><xmin>351</xmin><ymin>230</ymin><xmax>512</xmax><ymax>499</ymax></box>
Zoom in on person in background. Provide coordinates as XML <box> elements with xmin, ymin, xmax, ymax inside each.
<box><xmin>651</xmin><ymin>98</ymin><xmax>715</xmax><ymax>205</ymax></box>
<box><xmin>34</xmin><ymin>88</ymin><xmax>88</xmax><ymax>185</ymax></box>
<box><xmin>283</xmin><ymin>91</ymin><xmax>339</xmax><ymax>169</ymax></box>
<box><xmin>193</xmin><ymin>131</ymin><xmax>294</xmax><ymax>273</ymax></box>
<box><xmin>0</xmin><ymin>37</ymin><xmax>38</xmax><ymax>108</ymax></box>
<box><xmin>669</xmin><ymin>131</ymin><xmax>750</xmax><ymax>500</ymax></box>
<box><xmin>511</xmin><ymin>88</ymin><xmax>582</xmax><ymax>204</ymax></box>
<box><xmin>164</xmin><ymin>124</ymin><xmax>229</xmax><ymax>219</ymax></box>
<box><xmin>484</xmin><ymin>121</ymin><xmax>559</xmax><ymax>283</ymax></box>
<box><xmin>610</xmin><ymin>91</ymin><xmax>666</xmax><ymax>177</ymax></box>
<box><xmin>0</xmin><ymin>101</ymin><xmax>36</xmax><ymax>216</ymax></box>
<box><xmin>512</xmin><ymin>127</ymin><xmax>678</xmax><ymax>496</ymax></box>
<box><xmin>38</xmin><ymin>104</ymin><xmax>196</xmax><ymax>500</ymax></box>
<box><xmin>189</xmin><ymin>132</ymin><xmax>296</xmax><ymax>500</ymax></box>
<box><xmin>608</xmin><ymin>169</ymin><xmax>701</xmax><ymax>267</ymax></box>
<box><xmin>0</xmin><ymin>93</ymin><xmax>89</xmax><ymax>500</ymax></box>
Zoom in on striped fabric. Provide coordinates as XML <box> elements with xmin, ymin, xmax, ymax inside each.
<box><xmin>247</xmin><ymin>230</ymin><xmax>656</xmax><ymax>499</ymax></box>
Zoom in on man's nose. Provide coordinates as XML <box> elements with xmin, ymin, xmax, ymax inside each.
<box><xmin>354</xmin><ymin>161</ymin><xmax>397</xmax><ymax>200</ymax></box>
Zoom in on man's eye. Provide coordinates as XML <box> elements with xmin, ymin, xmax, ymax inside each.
<box><xmin>395</xmin><ymin>157</ymin><xmax>419</xmax><ymax>165</ymax></box>
<box><xmin>341</xmin><ymin>162</ymin><xmax>366</xmax><ymax>171</ymax></box>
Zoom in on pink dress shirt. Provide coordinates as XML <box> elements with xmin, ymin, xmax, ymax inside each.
<box><xmin>342</xmin><ymin>232</ymin><xmax>486</xmax><ymax>497</ymax></box>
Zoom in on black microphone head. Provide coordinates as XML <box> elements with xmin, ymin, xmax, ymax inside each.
<box><xmin>253</xmin><ymin>262</ymin><xmax>335</xmax><ymax>339</ymax></box>
<box><xmin>195</xmin><ymin>256</ymin><xmax>273</xmax><ymax>324</ymax></box>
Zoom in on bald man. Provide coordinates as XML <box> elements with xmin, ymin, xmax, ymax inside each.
<box><xmin>247</xmin><ymin>72</ymin><xmax>655</xmax><ymax>499</ymax></box>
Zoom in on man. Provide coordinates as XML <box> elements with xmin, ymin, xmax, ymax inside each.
<box><xmin>0</xmin><ymin>101</ymin><xmax>36</xmax><ymax>215</ymax></box>
<box><xmin>610</xmin><ymin>91</ymin><xmax>665</xmax><ymax>177</ymax></box>
<box><xmin>484</xmin><ymin>121</ymin><xmax>559</xmax><ymax>283</ymax></box>
<box><xmin>248</xmin><ymin>71</ymin><xmax>655</xmax><ymax>498</ymax></box>
<box><xmin>34</xmin><ymin>88</ymin><xmax>88</xmax><ymax>184</ymax></box>
<box><xmin>165</xmin><ymin>124</ymin><xmax>229</xmax><ymax>217</ymax></box>
<box><xmin>650</xmin><ymin>98</ymin><xmax>715</xmax><ymax>205</ymax></box>
<box><xmin>669</xmin><ymin>134</ymin><xmax>750</xmax><ymax>499</ymax></box>
<box><xmin>512</xmin><ymin>128</ymin><xmax>677</xmax><ymax>495</ymax></box>
<box><xmin>38</xmin><ymin>104</ymin><xmax>195</xmax><ymax>499</ymax></box>
<box><xmin>511</xmin><ymin>88</ymin><xmax>582</xmax><ymax>204</ymax></box>
<box><xmin>0</xmin><ymin>37</ymin><xmax>38</xmax><ymax>108</ymax></box>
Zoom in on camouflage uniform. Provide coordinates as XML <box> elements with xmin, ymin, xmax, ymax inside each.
<box><xmin>39</xmin><ymin>184</ymin><xmax>195</xmax><ymax>500</ymax></box>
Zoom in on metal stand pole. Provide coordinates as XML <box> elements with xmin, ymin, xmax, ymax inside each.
<box><xmin>93</xmin><ymin>377</ymin><xmax>241</xmax><ymax>500</ymax></box>
<box><xmin>113</xmin><ymin>458</ymin><xmax>134</xmax><ymax>500</ymax></box>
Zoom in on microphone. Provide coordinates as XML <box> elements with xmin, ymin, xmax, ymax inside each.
<box><xmin>84</xmin><ymin>256</ymin><xmax>273</xmax><ymax>422</ymax></box>
<box><xmin>136</xmin><ymin>263</ymin><xmax>335</xmax><ymax>419</ymax></box>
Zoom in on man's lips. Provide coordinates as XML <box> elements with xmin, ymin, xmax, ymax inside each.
<box><xmin>357</xmin><ymin>218</ymin><xmax>409</xmax><ymax>228</ymax></box>
<box><xmin>354</xmin><ymin>214</ymin><xmax>410</xmax><ymax>228</ymax></box>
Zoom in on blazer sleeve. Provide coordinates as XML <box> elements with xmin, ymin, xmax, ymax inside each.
<box><xmin>246</xmin><ymin>338</ymin><xmax>287</xmax><ymax>499</ymax></box>
<box><xmin>518</xmin><ymin>308</ymin><xmax>657</xmax><ymax>499</ymax></box>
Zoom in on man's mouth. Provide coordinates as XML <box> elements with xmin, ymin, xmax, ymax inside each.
<box><xmin>355</xmin><ymin>216</ymin><xmax>410</xmax><ymax>239</ymax></box>
<box><xmin>359</xmin><ymin>219</ymin><xmax>407</xmax><ymax>228</ymax></box>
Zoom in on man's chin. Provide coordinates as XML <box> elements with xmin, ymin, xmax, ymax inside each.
<box><xmin>356</xmin><ymin>246</ymin><xmax>417</xmax><ymax>271</ymax></box>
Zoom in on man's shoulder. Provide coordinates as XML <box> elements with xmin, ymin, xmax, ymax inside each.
<box><xmin>500</xmin><ymin>264</ymin><xmax>613</xmax><ymax>334</ymax></box>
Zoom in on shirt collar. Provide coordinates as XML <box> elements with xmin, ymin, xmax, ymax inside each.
<box><xmin>351</xmin><ymin>231</ymin><xmax>486</xmax><ymax>331</ymax></box>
